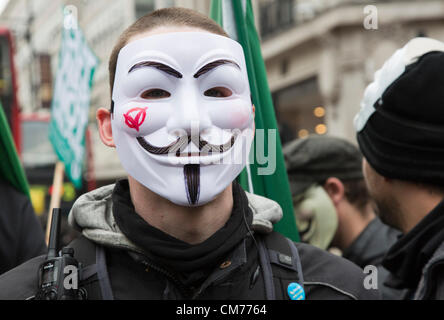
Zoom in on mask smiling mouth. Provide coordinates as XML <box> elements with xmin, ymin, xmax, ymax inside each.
<box><xmin>136</xmin><ymin>132</ymin><xmax>239</xmax><ymax>157</ymax></box>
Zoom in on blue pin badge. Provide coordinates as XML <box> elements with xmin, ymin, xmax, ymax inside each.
<box><xmin>287</xmin><ymin>282</ymin><xmax>305</xmax><ymax>300</ymax></box>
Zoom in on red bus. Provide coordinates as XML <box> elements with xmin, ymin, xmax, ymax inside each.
<box><xmin>0</xmin><ymin>27</ymin><xmax>20</xmax><ymax>153</ymax></box>
<box><xmin>0</xmin><ymin>28</ymin><xmax>95</xmax><ymax>244</ymax></box>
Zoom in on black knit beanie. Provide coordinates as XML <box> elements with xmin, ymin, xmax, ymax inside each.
<box><xmin>356</xmin><ymin>40</ymin><xmax>444</xmax><ymax>186</ymax></box>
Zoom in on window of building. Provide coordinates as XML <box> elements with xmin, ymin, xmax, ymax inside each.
<box><xmin>273</xmin><ymin>76</ymin><xmax>326</xmax><ymax>145</ymax></box>
<box><xmin>0</xmin><ymin>34</ymin><xmax>13</xmax><ymax>124</ymax></box>
<box><xmin>259</xmin><ymin>0</ymin><xmax>295</xmax><ymax>39</ymax></box>
<box><xmin>38</xmin><ymin>54</ymin><xmax>52</xmax><ymax>109</ymax></box>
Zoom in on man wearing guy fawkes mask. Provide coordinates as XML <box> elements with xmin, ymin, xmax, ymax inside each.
<box><xmin>0</xmin><ymin>8</ymin><xmax>377</xmax><ymax>300</ymax></box>
<box><xmin>110</xmin><ymin>28</ymin><xmax>255</xmax><ymax>207</ymax></box>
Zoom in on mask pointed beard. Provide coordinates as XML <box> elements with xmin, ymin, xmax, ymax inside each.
<box><xmin>184</xmin><ymin>164</ymin><xmax>200</xmax><ymax>205</ymax></box>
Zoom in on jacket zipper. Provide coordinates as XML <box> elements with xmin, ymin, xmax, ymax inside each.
<box><xmin>134</xmin><ymin>255</ymin><xmax>194</xmax><ymax>299</ymax></box>
<box><xmin>417</xmin><ymin>259</ymin><xmax>444</xmax><ymax>299</ymax></box>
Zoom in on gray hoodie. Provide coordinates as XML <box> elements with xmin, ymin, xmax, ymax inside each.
<box><xmin>68</xmin><ymin>184</ymin><xmax>284</xmax><ymax>255</ymax></box>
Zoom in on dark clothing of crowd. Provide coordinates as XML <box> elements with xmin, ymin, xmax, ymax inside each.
<box><xmin>0</xmin><ymin>180</ymin><xmax>378</xmax><ymax>300</ymax></box>
<box><xmin>0</xmin><ymin>181</ymin><xmax>47</xmax><ymax>275</ymax></box>
<box><xmin>383</xmin><ymin>199</ymin><xmax>444</xmax><ymax>299</ymax></box>
<box><xmin>342</xmin><ymin>217</ymin><xmax>405</xmax><ymax>299</ymax></box>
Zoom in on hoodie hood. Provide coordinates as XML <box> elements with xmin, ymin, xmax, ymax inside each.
<box><xmin>68</xmin><ymin>184</ymin><xmax>283</xmax><ymax>253</ymax></box>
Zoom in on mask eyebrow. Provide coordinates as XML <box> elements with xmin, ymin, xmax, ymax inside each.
<box><xmin>128</xmin><ymin>61</ymin><xmax>183</xmax><ymax>79</ymax></box>
<box><xmin>194</xmin><ymin>59</ymin><xmax>240</xmax><ymax>79</ymax></box>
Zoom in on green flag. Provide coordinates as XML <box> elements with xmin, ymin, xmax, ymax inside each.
<box><xmin>48</xmin><ymin>12</ymin><xmax>98</xmax><ymax>189</ymax></box>
<box><xmin>0</xmin><ymin>102</ymin><xmax>30</xmax><ymax>197</ymax></box>
<box><xmin>210</xmin><ymin>0</ymin><xmax>299</xmax><ymax>241</ymax></box>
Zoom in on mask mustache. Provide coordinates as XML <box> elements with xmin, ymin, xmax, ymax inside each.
<box><xmin>137</xmin><ymin>131</ymin><xmax>239</xmax><ymax>157</ymax></box>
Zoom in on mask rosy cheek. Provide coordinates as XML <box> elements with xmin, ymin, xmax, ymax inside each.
<box><xmin>210</xmin><ymin>102</ymin><xmax>253</xmax><ymax>129</ymax></box>
<box><xmin>227</xmin><ymin>102</ymin><xmax>254</xmax><ymax>129</ymax></box>
<box><xmin>230</xmin><ymin>109</ymin><xmax>252</xmax><ymax>128</ymax></box>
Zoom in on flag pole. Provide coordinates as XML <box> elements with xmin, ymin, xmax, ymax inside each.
<box><xmin>210</xmin><ymin>0</ymin><xmax>300</xmax><ymax>241</ymax></box>
<box><xmin>45</xmin><ymin>161</ymin><xmax>65</xmax><ymax>245</ymax></box>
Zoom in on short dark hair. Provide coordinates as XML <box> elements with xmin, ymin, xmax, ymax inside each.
<box><xmin>108</xmin><ymin>7</ymin><xmax>228</xmax><ymax>97</ymax></box>
<box><xmin>342</xmin><ymin>179</ymin><xmax>371</xmax><ymax>212</ymax></box>
<box><xmin>416</xmin><ymin>182</ymin><xmax>444</xmax><ymax>196</ymax></box>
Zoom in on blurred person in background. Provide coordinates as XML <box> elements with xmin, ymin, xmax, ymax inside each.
<box><xmin>284</xmin><ymin>135</ymin><xmax>403</xmax><ymax>299</ymax></box>
<box><xmin>355</xmin><ymin>37</ymin><xmax>444</xmax><ymax>300</ymax></box>
<box><xmin>0</xmin><ymin>105</ymin><xmax>46</xmax><ymax>275</ymax></box>
<box><xmin>0</xmin><ymin>180</ymin><xmax>47</xmax><ymax>275</ymax></box>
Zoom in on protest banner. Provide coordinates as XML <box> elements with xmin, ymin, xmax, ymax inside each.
<box><xmin>47</xmin><ymin>10</ymin><xmax>98</xmax><ymax>243</ymax></box>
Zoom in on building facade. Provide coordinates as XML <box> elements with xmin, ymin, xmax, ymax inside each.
<box><xmin>0</xmin><ymin>0</ymin><xmax>210</xmax><ymax>186</ymax></box>
<box><xmin>257</xmin><ymin>0</ymin><xmax>444</xmax><ymax>145</ymax></box>
<box><xmin>2</xmin><ymin>0</ymin><xmax>444</xmax><ymax>188</ymax></box>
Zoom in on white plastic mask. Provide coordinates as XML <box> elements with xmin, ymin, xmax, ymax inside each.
<box><xmin>293</xmin><ymin>185</ymin><xmax>338</xmax><ymax>250</ymax></box>
<box><xmin>111</xmin><ymin>32</ymin><xmax>254</xmax><ymax>206</ymax></box>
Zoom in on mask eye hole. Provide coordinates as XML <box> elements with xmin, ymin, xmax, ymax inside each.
<box><xmin>141</xmin><ymin>89</ymin><xmax>171</xmax><ymax>100</ymax></box>
<box><xmin>204</xmin><ymin>87</ymin><xmax>232</xmax><ymax>98</ymax></box>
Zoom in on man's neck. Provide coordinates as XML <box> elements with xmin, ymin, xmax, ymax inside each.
<box><xmin>127</xmin><ymin>176</ymin><xmax>234</xmax><ymax>245</ymax></box>
<box><xmin>334</xmin><ymin>203</ymin><xmax>376</xmax><ymax>251</ymax></box>
<box><xmin>396</xmin><ymin>185</ymin><xmax>444</xmax><ymax>234</ymax></box>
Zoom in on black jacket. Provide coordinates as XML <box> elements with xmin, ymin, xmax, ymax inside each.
<box><xmin>0</xmin><ymin>181</ymin><xmax>47</xmax><ymax>275</ymax></box>
<box><xmin>0</xmin><ymin>181</ymin><xmax>379</xmax><ymax>300</ymax></box>
<box><xmin>342</xmin><ymin>217</ymin><xmax>405</xmax><ymax>299</ymax></box>
<box><xmin>0</xmin><ymin>236</ymin><xmax>380</xmax><ymax>300</ymax></box>
<box><xmin>383</xmin><ymin>198</ymin><xmax>444</xmax><ymax>299</ymax></box>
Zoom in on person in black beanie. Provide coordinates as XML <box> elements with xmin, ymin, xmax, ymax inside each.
<box><xmin>355</xmin><ymin>37</ymin><xmax>444</xmax><ymax>300</ymax></box>
<box><xmin>284</xmin><ymin>135</ymin><xmax>403</xmax><ymax>299</ymax></box>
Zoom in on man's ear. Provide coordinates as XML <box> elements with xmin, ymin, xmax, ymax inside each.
<box><xmin>323</xmin><ymin>177</ymin><xmax>345</xmax><ymax>206</ymax></box>
<box><xmin>96</xmin><ymin>107</ymin><xmax>115</xmax><ymax>148</ymax></box>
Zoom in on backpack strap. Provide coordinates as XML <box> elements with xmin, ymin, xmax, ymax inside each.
<box><xmin>287</xmin><ymin>238</ymin><xmax>304</xmax><ymax>287</ymax></box>
<box><xmin>68</xmin><ymin>236</ymin><xmax>114</xmax><ymax>300</ymax></box>
<box><xmin>96</xmin><ymin>244</ymin><xmax>114</xmax><ymax>300</ymax></box>
<box><xmin>257</xmin><ymin>232</ymin><xmax>304</xmax><ymax>300</ymax></box>
<box><xmin>257</xmin><ymin>237</ymin><xmax>276</xmax><ymax>300</ymax></box>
